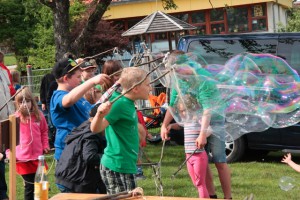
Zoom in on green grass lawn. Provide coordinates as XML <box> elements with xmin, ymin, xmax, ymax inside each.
<box><xmin>4</xmin><ymin>54</ymin><xmax>17</xmax><ymax>66</ymax></box>
<box><xmin>6</xmin><ymin>144</ymin><xmax>300</xmax><ymax>199</ymax></box>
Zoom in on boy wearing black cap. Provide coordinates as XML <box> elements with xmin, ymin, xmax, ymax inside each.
<box><xmin>80</xmin><ymin>61</ymin><xmax>97</xmax><ymax>82</ymax></box>
<box><xmin>50</xmin><ymin>58</ymin><xmax>110</xmax><ymax>161</ymax></box>
<box><xmin>79</xmin><ymin>60</ymin><xmax>102</xmax><ymax>104</ymax></box>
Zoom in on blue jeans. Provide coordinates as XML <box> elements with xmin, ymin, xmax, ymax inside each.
<box><xmin>56</xmin><ymin>183</ymin><xmax>72</xmax><ymax>193</ymax></box>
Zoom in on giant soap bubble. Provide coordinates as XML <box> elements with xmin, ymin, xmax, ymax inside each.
<box><xmin>163</xmin><ymin>52</ymin><xmax>300</xmax><ymax>141</ymax></box>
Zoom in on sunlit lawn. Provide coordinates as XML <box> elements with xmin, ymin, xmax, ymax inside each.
<box><xmin>4</xmin><ymin>54</ymin><xmax>17</xmax><ymax>66</ymax></box>
<box><xmin>6</xmin><ymin>143</ymin><xmax>300</xmax><ymax>199</ymax></box>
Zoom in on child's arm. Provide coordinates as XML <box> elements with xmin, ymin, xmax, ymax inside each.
<box><xmin>138</xmin><ymin>123</ymin><xmax>147</xmax><ymax>146</ymax></box>
<box><xmin>91</xmin><ymin>101</ymin><xmax>111</xmax><ymax>134</ymax></box>
<box><xmin>196</xmin><ymin>109</ymin><xmax>211</xmax><ymax>149</ymax></box>
<box><xmin>282</xmin><ymin>153</ymin><xmax>300</xmax><ymax>173</ymax></box>
<box><xmin>167</xmin><ymin>123</ymin><xmax>182</xmax><ymax>131</ymax></box>
<box><xmin>161</xmin><ymin>109</ymin><xmax>174</xmax><ymax>140</ymax></box>
<box><xmin>62</xmin><ymin>74</ymin><xmax>110</xmax><ymax>107</ymax></box>
<box><xmin>39</xmin><ymin>112</ymin><xmax>50</xmax><ymax>154</ymax></box>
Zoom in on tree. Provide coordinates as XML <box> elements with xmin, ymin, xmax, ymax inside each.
<box><xmin>278</xmin><ymin>7</ymin><xmax>300</xmax><ymax>32</ymax></box>
<box><xmin>39</xmin><ymin>0</ymin><xmax>177</xmax><ymax>60</ymax></box>
<box><xmin>285</xmin><ymin>7</ymin><xmax>300</xmax><ymax>32</ymax></box>
<box><xmin>28</xmin><ymin>4</ymin><xmax>55</xmax><ymax>70</ymax></box>
<box><xmin>71</xmin><ymin>19</ymin><xmax>129</xmax><ymax>62</ymax></box>
<box><xmin>0</xmin><ymin>0</ymin><xmax>38</xmax><ymax>65</ymax></box>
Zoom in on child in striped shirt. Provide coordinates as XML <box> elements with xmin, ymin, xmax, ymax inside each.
<box><xmin>167</xmin><ymin>102</ymin><xmax>210</xmax><ymax>198</ymax></box>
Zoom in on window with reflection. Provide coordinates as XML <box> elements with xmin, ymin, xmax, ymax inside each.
<box><xmin>172</xmin><ymin>13</ymin><xmax>189</xmax><ymax>22</ymax></box>
<box><xmin>252</xmin><ymin>4</ymin><xmax>266</xmax><ymax>17</ymax></box>
<box><xmin>252</xmin><ymin>18</ymin><xmax>267</xmax><ymax>31</ymax></box>
<box><xmin>227</xmin><ymin>7</ymin><xmax>248</xmax><ymax>33</ymax></box>
<box><xmin>188</xmin><ymin>38</ymin><xmax>277</xmax><ymax>65</ymax></box>
<box><xmin>127</xmin><ymin>18</ymin><xmax>142</xmax><ymax>29</ymax></box>
<box><xmin>190</xmin><ymin>11</ymin><xmax>206</xmax><ymax>35</ymax></box>
<box><xmin>211</xmin><ymin>24</ymin><xmax>225</xmax><ymax>34</ymax></box>
<box><xmin>251</xmin><ymin>4</ymin><xmax>267</xmax><ymax>31</ymax></box>
<box><xmin>113</xmin><ymin>20</ymin><xmax>125</xmax><ymax>30</ymax></box>
<box><xmin>178</xmin><ymin>30</ymin><xmax>188</xmax><ymax>37</ymax></box>
<box><xmin>155</xmin><ymin>33</ymin><xmax>168</xmax><ymax>40</ymax></box>
<box><xmin>193</xmin><ymin>26</ymin><xmax>206</xmax><ymax>35</ymax></box>
<box><xmin>191</xmin><ymin>11</ymin><xmax>205</xmax><ymax>23</ymax></box>
<box><xmin>278</xmin><ymin>38</ymin><xmax>300</xmax><ymax>73</ymax></box>
<box><xmin>209</xmin><ymin>8</ymin><xmax>224</xmax><ymax>34</ymax></box>
<box><xmin>210</xmin><ymin>9</ymin><xmax>224</xmax><ymax>21</ymax></box>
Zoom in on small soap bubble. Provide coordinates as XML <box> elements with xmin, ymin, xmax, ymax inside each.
<box><xmin>279</xmin><ymin>176</ymin><xmax>295</xmax><ymax>191</ymax></box>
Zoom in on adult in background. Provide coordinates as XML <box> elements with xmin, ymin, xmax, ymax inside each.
<box><xmin>11</xmin><ymin>70</ymin><xmax>21</xmax><ymax>91</ymax></box>
<box><xmin>40</xmin><ymin>73</ymin><xmax>56</xmax><ymax>116</ymax></box>
<box><xmin>0</xmin><ymin>53</ymin><xmax>14</xmax><ymax>200</ymax></box>
<box><xmin>40</xmin><ymin>72</ymin><xmax>56</xmax><ymax>148</ymax></box>
<box><xmin>0</xmin><ymin>52</ymin><xmax>16</xmax><ymax>96</ymax></box>
<box><xmin>79</xmin><ymin>60</ymin><xmax>102</xmax><ymax>104</ymax></box>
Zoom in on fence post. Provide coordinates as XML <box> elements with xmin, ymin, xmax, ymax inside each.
<box><xmin>26</xmin><ymin>65</ymin><xmax>33</xmax><ymax>92</ymax></box>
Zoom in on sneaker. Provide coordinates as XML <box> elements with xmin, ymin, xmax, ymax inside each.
<box><xmin>147</xmin><ymin>134</ymin><xmax>162</xmax><ymax>144</ymax></box>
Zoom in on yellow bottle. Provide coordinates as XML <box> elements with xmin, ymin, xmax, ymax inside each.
<box><xmin>34</xmin><ymin>155</ymin><xmax>49</xmax><ymax>200</ymax></box>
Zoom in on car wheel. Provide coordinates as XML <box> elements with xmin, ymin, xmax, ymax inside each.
<box><xmin>225</xmin><ymin>136</ymin><xmax>246</xmax><ymax>163</ymax></box>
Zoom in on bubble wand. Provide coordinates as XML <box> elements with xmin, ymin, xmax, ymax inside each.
<box><xmin>171</xmin><ymin>148</ymin><xmax>199</xmax><ymax>177</ymax></box>
<box><xmin>0</xmin><ymin>86</ymin><xmax>26</xmax><ymax>112</ymax></box>
<box><xmin>110</xmin><ymin>59</ymin><xmax>164</xmax><ymax>104</ymax></box>
<box><xmin>68</xmin><ymin>47</ymin><xmax>118</xmax><ymax>73</ymax></box>
<box><xmin>94</xmin><ymin>187</ymin><xmax>143</xmax><ymax>200</ymax></box>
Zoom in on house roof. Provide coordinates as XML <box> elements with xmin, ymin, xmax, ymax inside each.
<box><xmin>122</xmin><ymin>10</ymin><xmax>196</xmax><ymax>36</ymax></box>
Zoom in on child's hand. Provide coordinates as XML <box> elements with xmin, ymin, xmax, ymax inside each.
<box><xmin>196</xmin><ymin>134</ymin><xmax>207</xmax><ymax>149</ymax></box>
<box><xmin>160</xmin><ymin>124</ymin><xmax>170</xmax><ymax>141</ymax></box>
<box><xmin>166</xmin><ymin>124</ymin><xmax>173</xmax><ymax>132</ymax></box>
<box><xmin>43</xmin><ymin>148</ymin><xmax>50</xmax><ymax>154</ymax></box>
<box><xmin>282</xmin><ymin>153</ymin><xmax>292</xmax><ymax>164</ymax></box>
<box><xmin>94</xmin><ymin>74</ymin><xmax>110</xmax><ymax>85</ymax></box>
<box><xmin>167</xmin><ymin>123</ymin><xmax>182</xmax><ymax>131</ymax></box>
<box><xmin>97</xmin><ymin>101</ymin><xmax>111</xmax><ymax>117</ymax></box>
<box><xmin>116</xmin><ymin>77</ymin><xmax>122</xmax><ymax>85</ymax></box>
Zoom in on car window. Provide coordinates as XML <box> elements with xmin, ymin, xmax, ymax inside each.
<box><xmin>187</xmin><ymin>38</ymin><xmax>278</xmax><ymax>65</ymax></box>
<box><xmin>277</xmin><ymin>38</ymin><xmax>300</xmax><ymax>74</ymax></box>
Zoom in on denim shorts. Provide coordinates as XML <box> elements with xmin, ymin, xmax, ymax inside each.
<box><xmin>205</xmin><ymin>121</ymin><xmax>227</xmax><ymax>163</ymax></box>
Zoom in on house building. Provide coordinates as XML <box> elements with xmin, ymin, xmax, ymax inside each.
<box><xmin>104</xmin><ymin>0</ymin><xmax>294</xmax><ymax>52</ymax></box>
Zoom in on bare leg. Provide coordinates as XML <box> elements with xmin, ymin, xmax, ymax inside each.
<box><xmin>206</xmin><ymin>164</ymin><xmax>216</xmax><ymax>197</ymax></box>
<box><xmin>215</xmin><ymin>162</ymin><xmax>231</xmax><ymax>199</ymax></box>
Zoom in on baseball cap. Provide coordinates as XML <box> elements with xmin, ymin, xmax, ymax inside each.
<box><xmin>52</xmin><ymin>58</ymin><xmax>78</xmax><ymax>79</ymax></box>
<box><xmin>79</xmin><ymin>61</ymin><xmax>96</xmax><ymax>70</ymax></box>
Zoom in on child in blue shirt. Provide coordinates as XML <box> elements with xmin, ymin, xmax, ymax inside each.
<box><xmin>50</xmin><ymin>58</ymin><xmax>109</xmax><ymax>160</ymax></box>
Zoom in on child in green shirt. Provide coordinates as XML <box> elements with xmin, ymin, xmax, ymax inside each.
<box><xmin>91</xmin><ymin>67</ymin><xmax>152</xmax><ymax>194</ymax></box>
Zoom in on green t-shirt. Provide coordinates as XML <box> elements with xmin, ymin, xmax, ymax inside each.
<box><xmin>169</xmin><ymin>67</ymin><xmax>224</xmax><ymax>121</ymax></box>
<box><xmin>101</xmin><ymin>92</ymin><xmax>139</xmax><ymax>174</ymax></box>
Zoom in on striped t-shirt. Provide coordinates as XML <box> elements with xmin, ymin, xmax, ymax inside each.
<box><xmin>184</xmin><ymin>123</ymin><xmax>205</xmax><ymax>154</ymax></box>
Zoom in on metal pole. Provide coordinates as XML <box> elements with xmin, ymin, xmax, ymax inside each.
<box><xmin>26</xmin><ymin>65</ymin><xmax>33</xmax><ymax>92</ymax></box>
